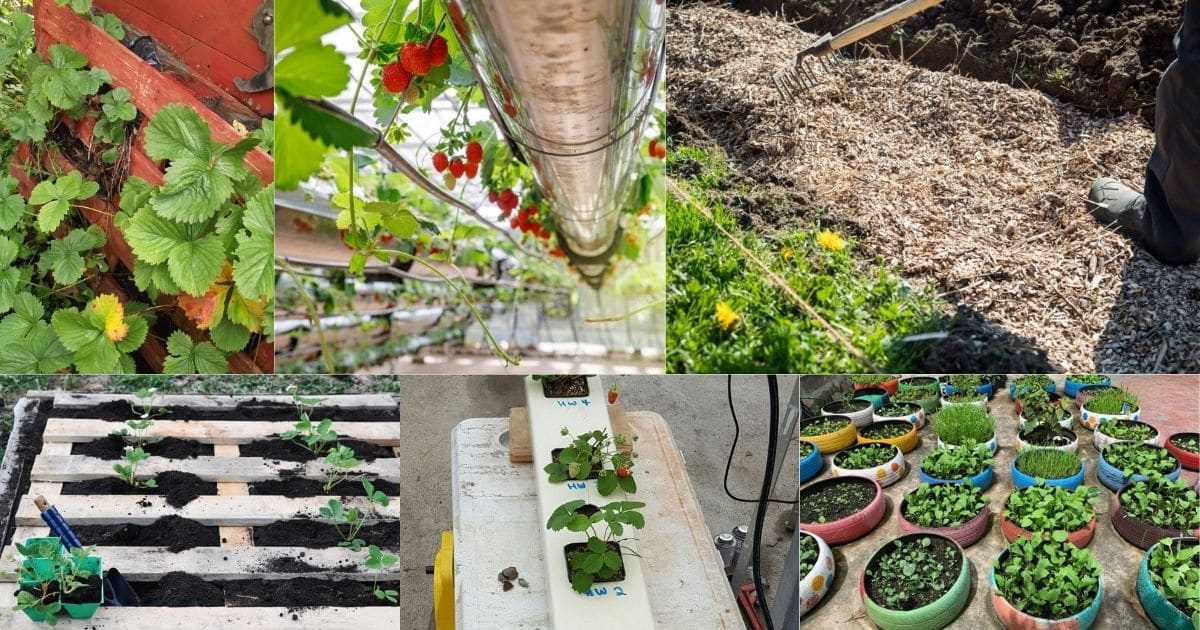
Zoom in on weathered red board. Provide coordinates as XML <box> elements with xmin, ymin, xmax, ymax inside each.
<box><xmin>94</xmin><ymin>0</ymin><xmax>272</xmax><ymax>116</ymax></box>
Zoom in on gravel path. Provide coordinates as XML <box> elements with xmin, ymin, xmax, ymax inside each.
<box><xmin>669</xmin><ymin>4</ymin><xmax>1200</xmax><ymax>372</ymax></box>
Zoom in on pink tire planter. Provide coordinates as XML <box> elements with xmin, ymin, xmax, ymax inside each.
<box><xmin>1111</xmin><ymin>482</ymin><xmax>1200</xmax><ymax>550</ymax></box>
<box><xmin>798</xmin><ymin>477</ymin><xmax>886</xmax><ymax>546</ymax></box>
<box><xmin>999</xmin><ymin>509</ymin><xmax>1097</xmax><ymax>548</ymax></box>
<box><xmin>1092</xmin><ymin>419</ymin><xmax>1160</xmax><ymax>451</ymax></box>
<box><xmin>831</xmin><ymin>443</ymin><xmax>906</xmax><ymax>488</ymax></box>
<box><xmin>872</xmin><ymin>402</ymin><xmax>926</xmax><ymax>430</ymax></box>
<box><xmin>799</xmin><ymin>531</ymin><xmax>835</xmax><ymax>618</ymax></box>
<box><xmin>897</xmin><ymin>497</ymin><xmax>990</xmax><ymax>548</ymax></box>
<box><xmin>989</xmin><ymin>556</ymin><xmax>1103</xmax><ymax>630</ymax></box>
<box><xmin>1165</xmin><ymin>432</ymin><xmax>1200</xmax><ymax>471</ymax></box>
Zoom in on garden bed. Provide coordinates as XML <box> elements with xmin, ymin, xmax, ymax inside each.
<box><xmin>0</xmin><ymin>392</ymin><xmax>400</xmax><ymax>627</ymax></box>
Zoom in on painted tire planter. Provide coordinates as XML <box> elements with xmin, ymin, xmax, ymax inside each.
<box><xmin>831</xmin><ymin>443</ymin><xmax>906</xmax><ymax>488</ymax></box>
<box><xmin>799</xmin><ymin>415</ymin><xmax>859</xmax><ymax>454</ymax></box>
<box><xmin>799</xmin><ymin>531</ymin><xmax>835</xmax><ymax>618</ymax></box>
<box><xmin>1017</xmin><ymin>410</ymin><xmax>1072</xmax><ymax>430</ymax></box>
<box><xmin>1015</xmin><ymin>428</ymin><xmax>1078</xmax><ymax>453</ymax></box>
<box><xmin>1092</xmin><ymin>419</ymin><xmax>1159</xmax><ymax>451</ymax></box>
<box><xmin>918</xmin><ymin>465</ymin><xmax>994</xmax><ymax>490</ymax></box>
<box><xmin>1136</xmin><ymin>537</ymin><xmax>1198</xmax><ymax>630</ymax></box>
<box><xmin>937</xmin><ymin>434</ymin><xmax>998</xmax><ymax>455</ymax></box>
<box><xmin>1079</xmin><ymin>402</ymin><xmax>1140</xmax><ymax>431</ymax></box>
<box><xmin>860</xmin><ymin>533</ymin><xmax>972</xmax><ymax>630</ymax></box>
<box><xmin>1064</xmin><ymin>375</ymin><xmax>1110</xmax><ymax>398</ymax></box>
<box><xmin>1165</xmin><ymin>432</ymin><xmax>1200</xmax><ymax>471</ymax></box>
<box><xmin>941</xmin><ymin>380</ymin><xmax>994</xmax><ymax>398</ymax></box>
<box><xmin>1074</xmin><ymin>384</ymin><xmax>1119</xmax><ymax>407</ymax></box>
<box><xmin>858</xmin><ymin>420</ymin><xmax>920</xmax><ymax>453</ymax></box>
<box><xmin>989</xmin><ymin>552</ymin><xmax>1103</xmax><ymax>630</ymax></box>
<box><xmin>1011</xmin><ymin>456</ymin><xmax>1085</xmax><ymax>491</ymax></box>
<box><xmin>1111</xmin><ymin>486</ymin><xmax>1200</xmax><ymax>550</ymax></box>
<box><xmin>999</xmin><ymin>509</ymin><xmax>1097</xmax><ymax>548</ymax></box>
<box><xmin>897</xmin><ymin>499</ymin><xmax>990</xmax><ymax>548</ymax></box>
<box><xmin>855</xmin><ymin>376</ymin><xmax>899</xmax><ymax>397</ymax></box>
<box><xmin>821</xmin><ymin>398</ymin><xmax>874</xmax><ymax>428</ymax></box>
<box><xmin>799</xmin><ymin>440</ymin><xmax>823</xmax><ymax>483</ymax></box>
<box><xmin>798</xmin><ymin>477</ymin><xmax>886</xmax><ymax>546</ymax></box>
<box><xmin>872</xmin><ymin>402</ymin><xmax>927</xmax><ymax>430</ymax></box>
<box><xmin>898</xmin><ymin>376</ymin><xmax>940</xmax><ymax>393</ymax></box>
<box><xmin>853</xmin><ymin>387</ymin><xmax>890</xmax><ymax>409</ymax></box>
<box><xmin>1096</xmin><ymin>445</ymin><xmax>1180</xmax><ymax>492</ymax></box>
<box><xmin>939</xmin><ymin>395</ymin><xmax>987</xmax><ymax>410</ymax></box>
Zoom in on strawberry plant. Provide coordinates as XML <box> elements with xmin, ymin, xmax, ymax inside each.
<box><xmin>322</xmin><ymin>444</ymin><xmax>364</xmax><ymax>493</ymax></box>
<box><xmin>546</xmin><ymin>499</ymin><xmax>646</xmax><ymax>594</ymax></box>
<box><xmin>544</xmin><ymin>427</ymin><xmax>638</xmax><ymax>496</ymax></box>
<box><xmin>112</xmin><ymin>445</ymin><xmax>156</xmax><ymax>489</ymax></box>
<box><xmin>365</xmin><ymin>545</ymin><xmax>399</xmax><ymax>604</ymax></box>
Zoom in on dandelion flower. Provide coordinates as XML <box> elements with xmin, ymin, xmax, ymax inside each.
<box><xmin>781</xmin><ymin>246</ymin><xmax>794</xmax><ymax>260</ymax></box>
<box><xmin>816</xmin><ymin>230</ymin><xmax>845</xmax><ymax>251</ymax></box>
<box><xmin>715</xmin><ymin>302</ymin><xmax>740</xmax><ymax>332</ymax></box>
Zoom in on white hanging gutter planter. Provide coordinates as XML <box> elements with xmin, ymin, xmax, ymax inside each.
<box><xmin>523</xmin><ymin>376</ymin><xmax>654</xmax><ymax>627</ymax></box>
<box><xmin>454</xmin><ymin>0</ymin><xmax>665</xmax><ymax>288</ymax></box>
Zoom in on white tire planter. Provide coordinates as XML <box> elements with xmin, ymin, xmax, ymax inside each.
<box><xmin>821</xmin><ymin>399</ymin><xmax>874</xmax><ymax>429</ymax></box>
<box><xmin>939</xmin><ymin>396</ymin><xmax>987</xmax><ymax>410</ymax></box>
<box><xmin>831</xmin><ymin>444</ymin><xmax>906</xmax><ymax>487</ymax></box>
<box><xmin>799</xmin><ymin>532</ymin><xmax>835</xmax><ymax>618</ymax></box>
<box><xmin>937</xmin><ymin>434</ymin><xmax>998</xmax><ymax>455</ymax></box>
<box><xmin>872</xmin><ymin>402</ymin><xmax>927</xmax><ymax>429</ymax></box>
<box><xmin>1093</xmin><ymin>422</ymin><xmax>1161</xmax><ymax>451</ymax></box>
<box><xmin>1079</xmin><ymin>404</ymin><xmax>1140</xmax><ymax>431</ymax></box>
<box><xmin>1016</xmin><ymin>431</ymin><xmax>1079</xmax><ymax>453</ymax></box>
<box><xmin>1018</xmin><ymin>411</ymin><xmax>1072</xmax><ymax>430</ymax></box>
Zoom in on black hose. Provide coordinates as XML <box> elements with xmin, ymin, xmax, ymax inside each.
<box><xmin>753</xmin><ymin>375</ymin><xmax>780</xmax><ymax>630</ymax></box>
<box><xmin>724</xmin><ymin>375</ymin><xmax>797</xmax><ymax>505</ymax></box>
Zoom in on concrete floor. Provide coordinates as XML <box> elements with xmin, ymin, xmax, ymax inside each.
<box><xmin>801</xmin><ymin>374</ymin><xmax>1200</xmax><ymax>629</ymax></box>
<box><xmin>397</xmin><ymin>375</ymin><xmax>798</xmax><ymax>629</ymax></box>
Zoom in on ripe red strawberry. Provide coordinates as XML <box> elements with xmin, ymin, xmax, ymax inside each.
<box><xmin>428</xmin><ymin>35</ymin><xmax>449</xmax><ymax>67</ymax></box>
<box><xmin>380</xmin><ymin>232</ymin><xmax>394</xmax><ymax>244</ymax></box>
<box><xmin>432</xmin><ymin>152</ymin><xmax>449</xmax><ymax>172</ymax></box>
<box><xmin>509</xmin><ymin>217</ymin><xmax>519</xmax><ymax>229</ymax></box>
<box><xmin>400</xmin><ymin>42</ymin><xmax>432</xmax><ymax>76</ymax></box>
<box><xmin>464</xmin><ymin>161</ymin><xmax>478</xmax><ymax>179</ymax></box>
<box><xmin>498</xmin><ymin>189</ymin><xmax>516</xmax><ymax>209</ymax></box>
<box><xmin>616</xmin><ymin>465</ymin><xmax>630</xmax><ymax>477</ymax></box>
<box><xmin>487</xmin><ymin>190</ymin><xmax>499</xmax><ymax>203</ymax></box>
<box><xmin>654</xmin><ymin>142</ymin><xmax>667</xmax><ymax>159</ymax></box>
<box><xmin>648</xmin><ymin>139</ymin><xmax>658</xmax><ymax>156</ymax></box>
<box><xmin>381</xmin><ymin>62</ymin><xmax>412</xmax><ymax>93</ymax></box>
<box><xmin>448</xmin><ymin>158</ymin><xmax>465</xmax><ymax>178</ymax></box>
<box><xmin>608</xmin><ymin>385</ymin><xmax>619</xmax><ymax>404</ymax></box>
<box><xmin>465</xmin><ymin>141</ymin><xmax>483</xmax><ymax>164</ymax></box>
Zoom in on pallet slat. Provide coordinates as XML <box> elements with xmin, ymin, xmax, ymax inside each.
<box><xmin>0</xmin><ymin>545</ymin><xmax>398</xmax><ymax>582</ymax></box>
<box><xmin>15</xmin><ymin>495</ymin><xmax>400</xmax><ymax>526</ymax></box>
<box><xmin>0</xmin><ymin>603</ymin><xmax>399</xmax><ymax>630</ymax></box>
<box><xmin>31</xmin><ymin>455</ymin><xmax>401</xmax><ymax>483</ymax></box>
<box><xmin>43</xmin><ymin>419</ymin><xmax>402</xmax><ymax>445</ymax></box>
<box><xmin>51</xmin><ymin>393</ymin><xmax>400</xmax><ymax>409</ymax></box>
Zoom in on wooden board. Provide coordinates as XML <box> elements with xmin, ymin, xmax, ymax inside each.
<box><xmin>31</xmin><ymin>455</ymin><xmax>402</xmax><ymax>483</ymax></box>
<box><xmin>0</xmin><ymin>545</ymin><xmax>399</xmax><ymax>582</ymax></box>
<box><xmin>507</xmin><ymin>404</ymin><xmax>633</xmax><ymax>463</ymax></box>
<box><xmin>51</xmin><ymin>393</ymin><xmax>400</xmax><ymax>410</ymax></box>
<box><xmin>15</xmin><ymin>495</ymin><xmax>401</xmax><ymax>526</ymax></box>
<box><xmin>43</xmin><ymin>418</ymin><xmax>403</xmax><ymax>445</ymax></box>
<box><xmin>451</xmin><ymin>413</ymin><xmax>746</xmax><ymax>629</ymax></box>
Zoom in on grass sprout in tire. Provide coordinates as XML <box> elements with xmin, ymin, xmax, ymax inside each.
<box><xmin>1137</xmin><ymin>537</ymin><xmax>1199</xmax><ymax>630</ymax></box>
<box><xmin>799</xmin><ymin>531</ymin><xmax>835</xmax><ymax>618</ymax></box>
<box><xmin>897</xmin><ymin>483</ymin><xmax>991</xmax><ymax>548</ymax></box>
<box><xmin>990</xmin><ymin>534</ymin><xmax>1103</xmax><ymax>629</ymax></box>
<box><xmin>1011</xmin><ymin>448</ymin><xmax>1085</xmax><ymax>491</ymax></box>
<box><xmin>860</xmin><ymin>533</ymin><xmax>971</xmax><ymax>630</ymax></box>
<box><xmin>1064</xmin><ymin>375</ymin><xmax>1110</xmax><ymax>399</ymax></box>
<box><xmin>798</xmin><ymin>477</ymin><xmax>885</xmax><ymax>546</ymax></box>
<box><xmin>831</xmin><ymin>443</ymin><xmax>905</xmax><ymax>488</ymax></box>
<box><xmin>799</xmin><ymin>415</ymin><xmax>858</xmax><ymax>454</ymax></box>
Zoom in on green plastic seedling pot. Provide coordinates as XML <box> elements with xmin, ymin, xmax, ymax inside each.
<box><xmin>860</xmin><ymin>533</ymin><xmax>972</xmax><ymax>630</ymax></box>
<box><xmin>62</xmin><ymin>556</ymin><xmax>104</xmax><ymax>619</ymax></box>
<box><xmin>19</xmin><ymin>537</ymin><xmax>64</xmax><ymax>582</ymax></box>
<box><xmin>1137</xmin><ymin>537</ymin><xmax>1197</xmax><ymax>630</ymax></box>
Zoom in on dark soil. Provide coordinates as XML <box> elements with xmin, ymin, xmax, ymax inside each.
<box><xmin>238</xmin><ymin>438</ymin><xmax>395</xmax><ymax>462</ymax></box>
<box><xmin>799</xmin><ymin>415</ymin><xmax>852</xmax><ymax>437</ymax></box>
<box><xmin>564</xmin><ymin>541</ymin><xmax>626</xmax><ymax>585</ymax></box>
<box><xmin>823</xmin><ymin>399</ymin><xmax>871</xmax><ymax>414</ymax></box>
<box><xmin>798</xmin><ymin>477</ymin><xmax>878</xmax><ymax>523</ymax></box>
<box><xmin>834</xmin><ymin>443</ymin><xmax>897</xmax><ymax>469</ymax></box>
<box><xmin>71</xmin><ymin>436</ymin><xmax>213</xmax><ymax>459</ymax></box>
<box><xmin>0</xmin><ymin>399</ymin><xmax>49</xmax><ymax>546</ymax></box>
<box><xmin>864</xmin><ymin>535</ymin><xmax>962</xmax><ymax>610</ymax></box>
<box><xmin>252</xmin><ymin>519</ymin><xmax>399</xmax><ymax>549</ymax></box>
<box><xmin>71</xmin><ymin>515</ymin><xmax>219</xmax><ymax>552</ymax></box>
<box><xmin>58</xmin><ymin>400</ymin><xmax>399</xmax><ymax>422</ymax></box>
<box><xmin>726</xmin><ymin>0</ymin><xmax>1183</xmax><ymax>123</ymax></box>
<box><xmin>540</xmin><ymin>376</ymin><xmax>590</xmax><ymax>398</ymax></box>
<box><xmin>129</xmin><ymin>572</ymin><xmax>399</xmax><ymax>608</ymax></box>
<box><xmin>248</xmin><ymin>478</ymin><xmax>400</xmax><ymax>498</ymax></box>
<box><xmin>61</xmin><ymin>574</ymin><xmax>102</xmax><ymax>605</ymax></box>
<box><xmin>860</xmin><ymin>421</ymin><xmax>912</xmax><ymax>439</ymax></box>
<box><xmin>1170</xmin><ymin>433</ymin><xmax>1200</xmax><ymax>453</ymax></box>
<box><xmin>61</xmin><ymin>471</ymin><xmax>217</xmax><ymax>508</ymax></box>
<box><xmin>1019</xmin><ymin>425</ymin><xmax>1076</xmax><ymax>447</ymax></box>
<box><xmin>17</xmin><ymin>580</ymin><xmax>61</xmax><ymax>602</ymax></box>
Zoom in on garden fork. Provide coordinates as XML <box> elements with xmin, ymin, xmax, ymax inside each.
<box><xmin>773</xmin><ymin>0</ymin><xmax>946</xmax><ymax>101</ymax></box>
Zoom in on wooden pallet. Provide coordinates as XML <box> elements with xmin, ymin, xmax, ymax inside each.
<box><xmin>0</xmin><ymin>395</ymin><xmax>402</xmax><ymax>628</ymax></box>
<box><xmin>9</xmin><ymin>0</ymin><xmax>274</xmax><ymax>373</ymax></box>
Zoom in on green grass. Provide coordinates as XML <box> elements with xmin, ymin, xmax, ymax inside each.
<box><xmin>667</xmin><ymin>146</ymin><xmax>946</xmax><ymax>372</ymax></box>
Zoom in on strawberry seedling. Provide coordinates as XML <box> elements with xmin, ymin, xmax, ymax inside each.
<box><xmin>112</xmin><ymin>445</ymin><xmax>156</xmax><ymax>489</ymax></box>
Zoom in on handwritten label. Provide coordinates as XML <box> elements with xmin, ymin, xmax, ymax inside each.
<box><xmin>582</xmin><ymin>586</ymin><xmax>628</xmax><ymax>598</ymax></box>
<box><xmin>555</xmin><ymin>399</ymin><xmax>591</xmax><ymax>407</ymax></box>
<box><xmin>566</xmin><ymin>482</ymin><xmax>587</xmax><ymax>490</ymax></box>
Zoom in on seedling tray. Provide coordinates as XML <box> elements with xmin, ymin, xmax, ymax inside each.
<box><xmin>0</xmin><ymin>393</ymin><xmax>401</xmax><ymax>628</ymax></box>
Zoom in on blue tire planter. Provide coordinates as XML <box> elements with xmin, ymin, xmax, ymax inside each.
<box><xmin>800</xmin><ymin>440</ymin><xmax>823</xmax><ymax>483</ymax></box>
<box><xmin>1065</xmin><ymin>376</ymin><xmax>1110</xmax><ymax>399</ymax></box>
<box><xmin>1011</xmin><ymin>457</ymin><xmax>1085</xmax><ymax>491</ymax></box>
<box><xmin>1097</xmin><ymin>449</ymin><xmax>1181</xmax><ymax>492</ymax></box>
<box><xmin>854</xmin><ymin>388</ymin><xmax>890</xmax><ymax>409</ymax></box>
<box><xmin>918</xmin><ymin>465</ymin><xmax>994</xmax><ymax>490</ymax></box>
<box><xmin>1137</xmin><ymin>537</ymin><xmax>1198</xmax><ymax>630</ymax></box>
<box><xmin>941</xmin><ymin>381</ymin><xmax>994</xmax><ymax>398</ymax></box>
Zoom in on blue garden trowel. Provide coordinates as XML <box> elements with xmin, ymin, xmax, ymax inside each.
<box><xmin>33</xmin><ymin>495</ymin><xmax>141</xmax><ymax>606</ymax></box>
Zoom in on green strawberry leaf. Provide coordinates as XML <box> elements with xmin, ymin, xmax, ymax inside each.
<box><xmin>163</xmin><ymin>330</ymin><xmax>228</xmax><ymax>374</ymax></box>
<box><xmin>143</xmin><ymin>103</ymin><xmax>216</xmax><ymax>162</ymax></box>
<box><xmin>0</xmin><ymin>322</ymin><xmax>72</xmax><ymax>373</ymax></box>
<box><xmin>233</xmin><ymin>185</ymin><xmax>274</xmax><ymax>300</ymax></box>
<box><xmin>29</xmin><ymin>170</ymin><xmax>99</xmax><ymax>233</ymax></box>
<box><xmin>0</xmin><ymin>193</ymin><xmax>25</xmax><ymax>230</ymax></box>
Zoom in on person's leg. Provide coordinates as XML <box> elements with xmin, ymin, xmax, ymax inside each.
<box><xmin>1088</xmin><ymin>0</ymin><xmax>1200</xmax><ymax>265</ymax></box>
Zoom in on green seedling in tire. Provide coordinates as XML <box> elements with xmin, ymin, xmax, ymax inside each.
<box><xmin>113</xmin><ymin>446</ymin><xmax>156</xmax><ymax>488</ymax></box>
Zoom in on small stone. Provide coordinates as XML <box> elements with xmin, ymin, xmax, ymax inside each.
<box><xmin>501</xmin><ymin>566</ymin><xmax>519</xmax><ymax>580</ymax></box>
<box><xmin>518</xmin><ymin>578</ymin><xmax>529</xmax><ymax>588</ymax></box>
<box><xmin>502</xmin><ymin>580</ymin><xmax>513</xmax><ymax>592</ymax></box>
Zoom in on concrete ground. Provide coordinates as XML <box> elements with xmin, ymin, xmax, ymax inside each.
<box><xmin>397</xmin><ymin>375</ymin><xmax>799</xmax><ymax>629</ymax></box>
<box><xmin>801</xmin><ymin>374</ymin><xmax>1200</xmax><ymax>628</ymax></box>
